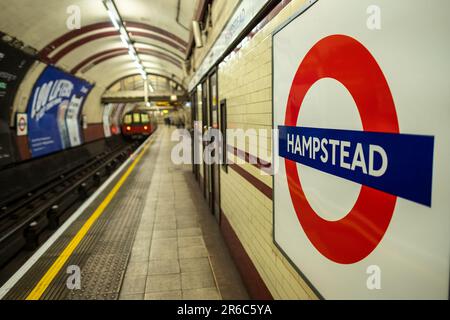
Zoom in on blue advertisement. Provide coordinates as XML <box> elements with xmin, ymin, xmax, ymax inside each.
<box><xmin>27</xmin><ymin>66</ymin><xmax>93</xmax><ymax>158</ymax></box>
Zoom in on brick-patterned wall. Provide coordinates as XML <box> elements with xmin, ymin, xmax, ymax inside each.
<box><xmin>218</xmin><ymin>0</ymin><xmax>318</xmax><ymax>300</ymax></box>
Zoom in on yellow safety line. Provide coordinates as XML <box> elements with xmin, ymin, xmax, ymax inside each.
<box><xmin>26</xmin><ymin>141</ymin><xmax>152</xmax><ymax>300</ymax></box>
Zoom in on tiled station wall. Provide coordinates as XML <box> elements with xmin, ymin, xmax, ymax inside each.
<box><xmin>217</xmin><ymin>0</ymin><xmax>318</xmax><ymax>300</ymax></box>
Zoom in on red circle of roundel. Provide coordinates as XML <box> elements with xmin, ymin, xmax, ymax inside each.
<box><xmin>19</xmin><ymin>117</ymin><xmax>26</xmax><ymax>131</ymax></box>
<box><xmin>284</xmin><ymin>35</ymin><xmax>399</xmax><ymax>264</ymax></box>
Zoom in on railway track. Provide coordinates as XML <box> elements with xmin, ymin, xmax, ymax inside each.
<box><xmin>0</xmin><ymin>139</ymin><xmax>143</xmax><ymax>269</ymax></box>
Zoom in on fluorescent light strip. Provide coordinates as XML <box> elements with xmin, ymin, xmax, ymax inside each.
<box><xmin>119</xmin><ymin>27</ymin><xmax>128</xmax><ymax>38</ymax></box>
<box><xmin>120</xmin><ymin>34</ymin><xmax>129</xmax><ymax>48</ymax></box>
<box><xmin>134</xmin><ymin>60</ymin><xmax>144</xmax><ymax>70</ymax></box>
<box><xmin>129</xmin><ymin>50</ymin><xmax>138</xmax><ymax>61</ymax></box>
<box><xmin>107</xmin><ymin>10</ymin><xmax>120</xmax><ymax>30</ymax></box>
<box><xmin>103</xmin><ymin>0</ymin><xmax>148</xmax><ymax>85</ymax></box>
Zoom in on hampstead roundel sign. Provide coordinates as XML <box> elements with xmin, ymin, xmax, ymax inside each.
<box><xmin>278</xmin><ymin>35</ymin><xmax>434</xmax><ymax>264</ymax></box>
<box><xmin>283</xmin><ymin>34</ymin><xmax>398</xmax><ymax>264</ymax></box>
<box><xmin>273</xmin><ymin>0</ymin><xmax>448</xmax><ymax>300</ymax></box>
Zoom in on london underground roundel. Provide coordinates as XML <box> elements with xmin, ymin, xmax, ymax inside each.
<box><xmin>278</xmin><ymin>35</ymin><xmax>435</xmax><ymax>265</ymax></box>
<box><xmin>285</xmin><ymin>35</ymin><xmax>398</xmax><ymax>264</ymax></box>
<box><xmin>273</xmin><ymin>0</ymin><xmax>448</xmax><ymax>300</ymax></box>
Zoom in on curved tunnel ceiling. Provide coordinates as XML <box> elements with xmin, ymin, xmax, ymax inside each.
<box><xmin>85</xmin><ymin>55</ymin><xmax>183</xmax><ymax>87</ymax></box>
<box><xmin>0</xmin><ymin>0</ymin><xmax>198</xmax><ymax>89</ymax></box>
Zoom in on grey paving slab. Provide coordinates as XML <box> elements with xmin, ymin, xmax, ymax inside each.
<box><xmin>178</xmin><ymin>236</ymin><xmax>204</xmax><ymax>248</ymax></box>
<box><xmin>178</xmin><ymin>245</ymin><xmax>209</xmax><ymax>259</ymax></box>
<box><xmin>146</xmin><ymin>274</ymin><xmax>181</xmax><ymax>293</ymax></box>
<box><xmin>121</xmin><ymin>275</ymin><xmax>147</xmax><ymax>295</ymax></box>
<box><xmin>177</xmin><ymin>227</ymin><xmax>202</xmax><ymax>237</ymax></box>
<box><xmin>148</xmin><ymin>259</ymin><xmax>180</xmax><ymax>275</ymax></box>
<box><xmin>150</xmin><ymin>245</ymin><xmax>178</xmax><ymax>261</ymax></box>
<box><xmin>144</xmin><ymin>291</ymin><xmax>182</xmax><ymax>300</ymax></box>
<box><xmin>125</xmin><ymin>261</ymin><xmax>149</xmax><ymax>277</ymax></box>
<box><xmin>179</xmin><ymin>258</ymin><xmax>212</xmax><ymax>273</ymax></box>
<box><xmin>120</xmin><ymin>293</ymin><xmax>145</xmax><ymax>300</ymax></box>
<box><xmin>182</xmin><ymin>288</ymin><xmax>221</xmax><ymax>300</ymax></box>
<box><xmin>153</xmin><ymin>229</ymin><xmax>177</xmax><ymax>239</ymax></box>
<box><xmin>181</xmin><ymin>271</ymin><xmax>216</xmax><ymax>290</ymax></box>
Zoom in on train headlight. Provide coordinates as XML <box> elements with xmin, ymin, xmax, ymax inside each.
<box><xmin>144</xmin><ymin>126</ymin><xmax>148</xmax><ymax>130</ymax></box>
<box><xmin>126</xmin><ymin>126</ymin><xmax>131</xmax><ymax>131</ymax></box>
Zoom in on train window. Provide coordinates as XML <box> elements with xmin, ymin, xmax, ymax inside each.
<box><xmin>141</xmin><ymin>114</ymin><xmax>150</xmax><ymax>124</ymax></box>
<box><xmin>133</xmin><ymin>113</ymin><xmax>141</xmax><ymax>123</ymax></box>
<box><xmin>124</xmin><ymin>115</ymin><xmax>132</xmax><ymax>124</ymax></box>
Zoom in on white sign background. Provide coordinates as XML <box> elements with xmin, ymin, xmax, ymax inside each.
<box><xmin>273</xmin><ymin>0</ymin><xmax>450</xmax><ymax>299</ymax></box>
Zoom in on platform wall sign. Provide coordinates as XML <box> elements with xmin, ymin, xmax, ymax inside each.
<box><xmin>273</xmin><ymin>0</ymin><xmax>450</xmax><ymax>299</ymax></box>
<box><xmin>16</xmin><ymin>112</ymin><xmax>28</xmax><ymax>136</ymax></box>
<box><xmin>27</xmin><ymin>65</ymin><xmax>93</xmax><ymax>158</ymax></box>
<box><xmin>189</xmin><ymin>0</ymin><xmax>272</xmax><ymax>91</ymax></box>
<box><xmin>0</xmin><ymin>42</ymin><xmax>34</xmax><ymax>166</ymax></box>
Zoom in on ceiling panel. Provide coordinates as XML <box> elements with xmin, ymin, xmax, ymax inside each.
<box><xmin>0</xmin><ymin>0</ymin><xmax>197</xmax><ymax>90</ymax></box>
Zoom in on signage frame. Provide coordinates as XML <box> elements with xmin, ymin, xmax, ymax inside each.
<box><xmin>272</xmin><ymin>0</ymin><xmax>448</xmax><ymax>300</ymax></box>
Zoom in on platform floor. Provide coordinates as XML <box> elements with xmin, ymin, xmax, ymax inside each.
<box><xmin>1</xmin><ymin>127</ymin><xmax>248</xmax><ymax>300</ymax></box>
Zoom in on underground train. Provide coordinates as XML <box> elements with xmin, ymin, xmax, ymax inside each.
<box><xmin>121</xmin><ymin>111</ymin><xmax>157</xmax><ymax>139</ymax></box>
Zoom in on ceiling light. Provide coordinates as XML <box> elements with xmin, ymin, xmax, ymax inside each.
<box><xmin>103</xmin><ymin>0</ymin><xmax>120</xmax><ymax>30</ymax></box>
<box><xmin>129</xmin><ymin>50</ymin><xmax>138</xmax><ymax>61</ymax></box>
<box><xmin>134</xmin><ymin>61</ymin><xmax>144</xmax><ymax>70</ymax></box>
<box><xmin>120</xmin><ymin>34</ymin><xmax>129</xmax><ymax>48</ymax></box>
<box><xmin>107</xmin><ymin>10</ymin><xmax>120</xmax><ymax>30</ymax></box>
<box><xmin>119</xmin><ymin>27</ymin><xmax>128</xmax><ymax>38</ymax></box>
<box><xmin>102</xmin><ymin>0</ymin><xmax>147</xmax><ymax>86</ymax></box>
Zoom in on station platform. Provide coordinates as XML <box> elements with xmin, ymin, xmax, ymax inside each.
<box><xmin>0</xmin><ymin>128</ymin><xmax>248</xmax><ymax>300</ymax></box>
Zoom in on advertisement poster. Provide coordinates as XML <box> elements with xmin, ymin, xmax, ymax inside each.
<box><xmin>27</xmin><ymin>65</ymin><xmax>93</xmax><ymax>158</ymax></box>
<box><xmin>102</xmin><ymin>103</ymin><xmax>113</xmax><ymax>138</ymax></box>
<box><xmin>66</xmin><ymin>93</ymin><xmax>89</xmax><ymax>147</ymax></box>
<box><xmin>0</xmin><ymin>42</ymin><xmax>34</xmax><ymax>166</ymax></box>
